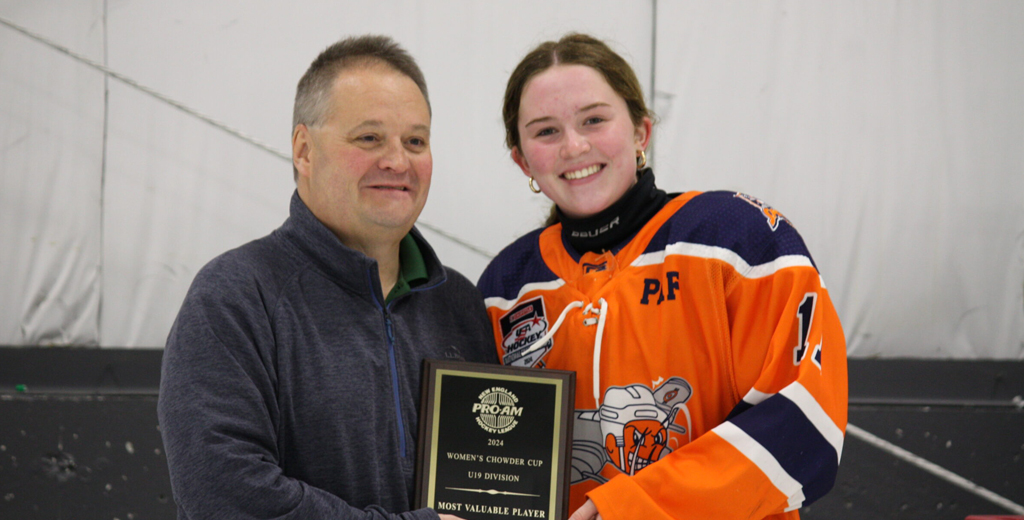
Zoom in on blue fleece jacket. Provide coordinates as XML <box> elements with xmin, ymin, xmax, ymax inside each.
<box><xmin>158</xmin><ymin>192</ymin><xmax>497</xmax><ymax>519</ymax></box>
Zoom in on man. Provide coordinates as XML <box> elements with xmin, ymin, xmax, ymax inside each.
<box><xmin>158</xmin><ymin>35</ymin><xmax>495</xmax><ymax>520</ymax></box>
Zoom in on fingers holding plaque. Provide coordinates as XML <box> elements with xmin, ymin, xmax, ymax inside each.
<box><xmin>415</xmin><ymin>360</ymin><xmax>575</xmax><ymax>520</ymax></box>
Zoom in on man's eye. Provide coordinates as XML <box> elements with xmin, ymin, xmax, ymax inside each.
<box><xmin>408</xmin><ymin>137</ymin><xmax>428</xmax><ymax>147</ymax></box>
<box><xmin>357</xmin><ymin>135</ymin><xmax>379</xmax><ymax>143</ymax></box>
<box><xmin>535</xmin><ymin>127</ymin><xmax>556</xmax><ymax>137</ymax></box>
<box><xmin>585</xmin><ymin>116</ymin><xmax>605</xmax><ymax>125</ymax></box>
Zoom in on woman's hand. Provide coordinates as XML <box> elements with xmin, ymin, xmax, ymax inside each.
<box><xmin>569</xmin><ymin>499</ymin><xmax>603</xmax><ymax>520</ymax></box>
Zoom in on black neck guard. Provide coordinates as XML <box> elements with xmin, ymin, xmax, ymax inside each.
<box><xmin>558</xmin><ymin>168</ymin><xmax>669</xmax><ymax>254</ymax></box>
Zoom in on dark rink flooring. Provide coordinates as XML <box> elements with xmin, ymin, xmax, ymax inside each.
<box><xmin>1</xmin><ymin>349</ymin><xmax>1021</xmax><ymax>519</ymax></box>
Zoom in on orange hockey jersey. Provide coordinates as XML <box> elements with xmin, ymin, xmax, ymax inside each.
<box><xmin>478</xmin><ymin>191</ymin><xmax>848</xmax><ymax>519</ymax></box>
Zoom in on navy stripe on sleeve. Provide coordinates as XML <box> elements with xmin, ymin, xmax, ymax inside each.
<box><xmin>728</xmin><ymin>393</ymin><xmax>838</xmax><ymax>503</ymax></box>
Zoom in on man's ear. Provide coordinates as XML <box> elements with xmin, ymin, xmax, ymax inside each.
<box><xmin>292</xmin><ymin>124</ymin><xmax>313</xmax><ymax>179</ymax></box>
<box><xmin>511</xmin><ymin>147</ymin><xmax>532</xmax><ymax>178</ymax></box>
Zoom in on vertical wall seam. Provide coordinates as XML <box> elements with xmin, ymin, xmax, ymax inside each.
<box><xmin>98</xmin><ymin>0</ymin><xmax>109</xmax><ymax>346</ymax></box>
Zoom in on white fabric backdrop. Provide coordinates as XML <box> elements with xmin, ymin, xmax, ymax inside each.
<box><xmin>651</xmin><ymin>1</ymin><xmax>1024</xmax><ymax>358</ymax></box>
<box><xmin>0</xmin><ymin>2</ymin><xmax>105</xmax><ymax>345</ymax></box>
<box><xmin>1</xmin><ymin>1</ymin><xmax>1021</xmax><ymax>358</ymax></box>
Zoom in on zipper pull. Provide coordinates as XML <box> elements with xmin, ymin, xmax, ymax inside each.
<box><xmin>385</xmin><ymin>315</ymin><xmax>395</xmax><ymax>343</ymax></box>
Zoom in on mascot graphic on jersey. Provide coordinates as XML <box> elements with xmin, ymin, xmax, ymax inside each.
<box><xmin>570</xmin><ymin>377</ymin><xmax>693</xmax><ymax>488</ymax></box>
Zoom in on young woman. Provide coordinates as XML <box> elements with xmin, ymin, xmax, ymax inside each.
<box><xmin>478</xmin><ymin>34</ymin><xmax>847</xmax><ymax>520</ymax></box>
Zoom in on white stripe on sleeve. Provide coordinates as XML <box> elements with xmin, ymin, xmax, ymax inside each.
<box><xmin>779</xmin><ymin>382</ymin><xmax>845</xmax><ymax>461</ymax></box>
<box><xmin>741</xmin><ymin>387</ymin><xmax>774</xmax><ymax>406</ymax></box>
<box><xmin>714</xmin><ymin>422</ymin><xmax>806</xmax><ymax>512</ymax></box>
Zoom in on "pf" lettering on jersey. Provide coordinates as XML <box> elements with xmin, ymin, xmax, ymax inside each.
<box><xmin>641</xmin><ymin>271</ymin><xmax>680</xmax><ymax>305</ymax></box>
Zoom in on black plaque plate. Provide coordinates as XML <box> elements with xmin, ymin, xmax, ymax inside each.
<box><xmin>415</xmin><ymin>360</ymin><xmax>574</xmax><ymax>520</ymax></box>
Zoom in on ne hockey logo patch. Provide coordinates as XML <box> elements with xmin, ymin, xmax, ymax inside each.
<box><xmin>498</xmin><ymin>297</ymin><xmax>551</xmax><ymax>367</ymax></box>
<box><xmin>734</xmin><ymin>192</ymin><xmax>789</xmax><ymax>231</ymax></box>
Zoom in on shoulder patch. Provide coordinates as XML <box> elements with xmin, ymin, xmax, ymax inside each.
<box><xmin>734</xmin><ymin>193</ymin><xmax>790</xmax><ymax>232</ymax></box>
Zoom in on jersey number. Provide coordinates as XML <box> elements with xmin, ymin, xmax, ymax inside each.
<box><xmin>793</xmin><ymin>293</ymin><xmax>819</xmax><ymax>366</ymax></box>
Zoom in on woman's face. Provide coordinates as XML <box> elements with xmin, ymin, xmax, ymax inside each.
<box><xmin>513</xmin><ymin>64</ymin><xmax>650</xmax><ymax>219</ymax></box>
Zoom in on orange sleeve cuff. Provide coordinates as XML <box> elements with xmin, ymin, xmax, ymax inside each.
<box><xmin>587</xmin><ymin>474</ymin><xmax>673</xmax><ymax>520</ymax></box>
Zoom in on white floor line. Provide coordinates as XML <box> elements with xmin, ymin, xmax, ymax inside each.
<box><xmin>847</xmin><ymin>423</ymin><xmax>1024</xmax><ymax>515</ymax></box>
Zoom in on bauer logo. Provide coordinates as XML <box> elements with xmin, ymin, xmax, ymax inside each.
<box><xmin>472</xmin><ymin>386</ymin><xmax>522</xmax><ymax>434</ymax></box>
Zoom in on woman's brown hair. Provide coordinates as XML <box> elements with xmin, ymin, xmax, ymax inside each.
<box><xmin>502</xmin><ymin>33</ymin><xmax>652</xmax><ymax>153</ymax></box>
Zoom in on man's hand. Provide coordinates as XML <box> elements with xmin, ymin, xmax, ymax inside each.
<box><xmin>569</xmin><ymin>499</ymin><xmax>603</xmax><ymax>520</ymax></box>
<box><xmin>438</xmin><ymin>515</ymin><xmax>466</xmax><ymax>520</ymax></box>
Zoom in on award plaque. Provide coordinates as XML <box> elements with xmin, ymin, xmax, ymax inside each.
<box><xmin>415</xmin><ymin>360</ymin><xmax>575</xmax><ymax>520</ymax></box>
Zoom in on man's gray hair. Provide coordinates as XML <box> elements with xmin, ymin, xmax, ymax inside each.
<box><xmin>293</xmin><ymin>34</ymin><xmax>430</xmax><ymax>131</ymax></box>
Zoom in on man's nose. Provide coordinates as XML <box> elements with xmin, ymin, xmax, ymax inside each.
<box><xmin>379</xmin><ymin>140</ymin><xmax>411</xmax><ymax>172</ymax></box>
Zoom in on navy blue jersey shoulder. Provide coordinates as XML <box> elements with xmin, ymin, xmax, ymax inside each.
<box><xmin>644</xmin><ymin>191</ymin><xmax>817</xmax><ymax>270</ymax></box>
<box><xmin>478</xmin><ymin>227</ymin><xmax>558</xmax><ymax>301</ymax></box>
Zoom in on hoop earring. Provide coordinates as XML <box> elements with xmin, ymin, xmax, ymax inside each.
<box><xmin>636</xmin><ymin>150</ymin><xmax>647</xmax><ymax>170</ymax></box>
<box><xmin>528</xmin><ymin>177</ymin><xmax>542</xmax><ymax>194</ymax></box>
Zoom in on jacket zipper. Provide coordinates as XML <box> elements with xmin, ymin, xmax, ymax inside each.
<box><xmin>367</xmin><ymin>266</ymin><xmax>409</xmax><ymax>460</ymax></box>
<box><xmin>383</xmin><ymin>265</ymin><xmax>445</xmax><ymax>459</ymax></box>
<box><xmin>383</xmin><ymin>313</ymin><xmax>407</xmax><ymax>458</ymax></box>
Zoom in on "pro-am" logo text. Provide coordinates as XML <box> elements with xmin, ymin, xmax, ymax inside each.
<box><xmin>473</xmin><ymin>387</ymin><xmax>522</xmax><ymax>434</ymax></box>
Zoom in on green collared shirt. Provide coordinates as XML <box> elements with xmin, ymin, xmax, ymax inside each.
<box><xmin>385</xmin><ymin>233</ymin><xmax>428</xmax><ymax>303</ymax></box>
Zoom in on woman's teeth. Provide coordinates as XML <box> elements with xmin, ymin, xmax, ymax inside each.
<box><xmin>563</xmin><ymin>164</ymin><xmax>600</xmax><ymax>180</ymax></box>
